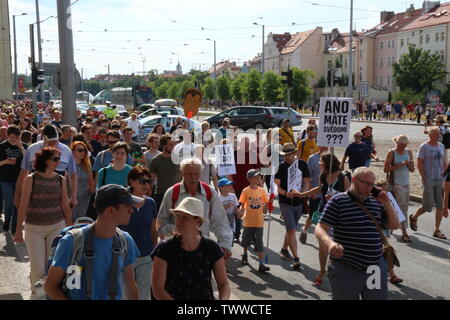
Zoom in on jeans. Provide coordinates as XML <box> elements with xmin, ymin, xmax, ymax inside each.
<box><xmin>327</xmin><ymin>258</ymin><xmax>388</xmax><ymax>300</ymax></box>
<box><xmin>0</xmin><ymin>181</ymin><xmax>17</xmax><ymax>233</ymax></box>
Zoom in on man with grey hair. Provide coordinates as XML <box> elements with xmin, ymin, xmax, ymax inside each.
<box><xmin>315</xmin><ymin>167</ymin><xmax>400</xmax><ymax>300</ymax></box>
<box><xmin>157</xmin><ymin>158</ymin><xmax>233</xmax><ymax>258</ymax></box>
<box><xmin>410</xmin><ymin>126</ymin><xmax>447</xmax><ymax>239</ymax></box>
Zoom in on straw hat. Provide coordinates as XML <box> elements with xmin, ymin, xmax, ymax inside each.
<box><xmin>169</xmin><ymin>197</ymin><xmax>206</xmax><ymax>221</ymax></box>
<box><xmin>279</xmin><ymin>143</ymin><xmax>297</xmax><ymax>155</ymax></box>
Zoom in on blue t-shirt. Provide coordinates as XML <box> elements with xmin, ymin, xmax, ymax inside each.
<box><xmin>93</xmin><ymin>150</ymin><xmax>134</xmax><ymax>172</ymax></box>
<box><xmin>119</xmin><ymin>197</ymin><xmax>158</xmax><ymax>257</ymax></box>
<box><xmin>96</xmin><ymin>165</ymin><xmax>133</xmax><ymax>189</ymax></box>
<box><xmin>344</xmin><ymin>142</ymin><xmax>371</xmax><ymax>170</ymax></box>
<box><xmin>51</xmin><ymin>227</ymin><xmax>140</xmax><ymax>300</ymax></box>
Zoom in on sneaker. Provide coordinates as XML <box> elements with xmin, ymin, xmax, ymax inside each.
<box><xmin>292</xmin><ymin>261</ymin><xmax>301</xmax><ymax>270</ymax></box>
<box><xmin>258</xmin><ymin>264</ymin><xmax>270</xmax><ymax>273</ymax></box>
<box><xmin>241</xmin><ymin>254</ymin><xmax>249</xmax><ymax>265</ymax></box>
<box><xmin>299</xmin><ymin>231</ymin><xmax>307</xmax><ymax>244</ymax></box>
<box><xmin>280</xmin><ymin>249</ymin><xmax>293</xmax><ymax>260</ymax></box>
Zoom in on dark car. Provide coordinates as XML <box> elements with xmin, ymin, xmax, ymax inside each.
<box><xmin>205</xmin><ymin>106</ymin><xmax>275</xmax><ymax>130</ymax></box>
<box><xmin>268</xmin><ymin>107</ymin><xmax>303</xmax><ymax>127</ymax></box>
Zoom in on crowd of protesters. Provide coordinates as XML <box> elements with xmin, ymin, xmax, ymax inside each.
<box><xmin>0</xmin><ymin>98</ymin><xmax>449</xmax><ymax>301</ymax></box>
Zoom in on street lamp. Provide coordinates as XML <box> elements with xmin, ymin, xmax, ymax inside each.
<box><xmin>253</xmin><ymin>22</ymin><xmax>265</xmax><ymax>74</ymax></box>
<box><xmin>348</xmin><ymin>0</ymin><xmax>354</xmax><ymax>99</ymax></box>
<box><xmin>13</xmin><ymin>13</ymin><xmax>27</xmax><ymax>100</ymax></box>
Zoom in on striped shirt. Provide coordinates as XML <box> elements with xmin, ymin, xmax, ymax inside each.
<box><xmin>319</xmin><ymin>192</ymin><xmax>385</xmax><ymax>270</ymax></box>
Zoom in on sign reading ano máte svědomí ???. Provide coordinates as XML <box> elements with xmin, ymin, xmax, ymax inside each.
<box><xmin>317</xmin><ymin>97</ymin><xmax>353</xmax><ymax>148</ymax></box>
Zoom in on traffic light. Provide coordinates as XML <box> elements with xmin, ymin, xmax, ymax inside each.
<box><xmin>31</xmin><ymin>64</ymin><xmax>45</xmax><ymax>87</ymax></box>
<box><xmin>281</xmin><ymin>69</ymin><xmax>293</xmax><ymax>87</ymax></box>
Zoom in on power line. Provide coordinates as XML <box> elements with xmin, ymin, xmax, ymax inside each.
<box><xmin>300</xmin><ymin>0</ymin><xmax>379</xmax><ymax>12</ymax></box>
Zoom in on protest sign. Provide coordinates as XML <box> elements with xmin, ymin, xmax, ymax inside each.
<box><xmin>318</xmin><ymin>97</ymin><xmax>353</xmax><ymax>147</ymax></box>
<box><xmin>387</xmin><ymin>192</ymin><xmax>406</xmax><ymax>223</ymax></box>
<box><xmin>287</xmin><ymin>160</ymin><xmax>302</xmax><ymax>192</ymax></box>
<box><xmin>215</xmin><ymin>144</ymin><xmax>236</xmax><ymax>176</ymax></box>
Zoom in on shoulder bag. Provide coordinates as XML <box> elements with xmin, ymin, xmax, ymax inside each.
<box><xmin>350</xmin><ymin>195</ymin><xmax>400</xmax><ymax>270</ymax></box>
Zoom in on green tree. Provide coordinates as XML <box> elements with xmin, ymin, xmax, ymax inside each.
<box><xmin>261</xmin><ymin>71</ymin><xmax>282</xmax><ymax>104</ymax></box>
<box><xmin>231</xmin><ymin>74</ymin><xmax>246</xmax><ymax>102</ymax></box>
<box><xmin>393</xmin><ymin>89</ymin><xmax>424</xmax><ymax>106</ymax></box>
<box><xmin>440</xmin><ymin>83</ymin><xmax>450</xmax><ymax>106</ymax></box>
<box><xmin>216</xmin><ymin>76</ymin><xmax>231</xmax><ymax>102</ymax></box>
<box><xmin>393</xmin><ymin>45</ymin><xmax>447</xmax><ymax>93</ymax></box>
<box><xmin>290</xmin><ymin>68</ymin><xmax>315</xmax><ymax>105</ymax></box>
<box><xmin>156</xmin><ymin>82</ymin><xmax>170</xmax><ymax>99</ymax></box>
<box><xmin>243</xmin><ymin>68</ymin><xmax>261</xmax><ymax>104</ymax></box>
<box><xmin>168</xmin><ymin>82</ymin><xmax>180</xmax><ymax>99</ymax></box>
<box><xmin>388</xmin><ymin>91</ymin><xmax>393</xmax><ymax>103</ymax></box>
<box><xmin>179</xmin><ymin>80</ymin><xmax>195</xmax><ymax>98</ymax></box>
<box><xmin>202</xmin><ymin>77</ymin><xmax>216</xmax><ymax>100</ymax></box>
<box><xmin>187</xmin><ymin>70</ymin><xmax>210</xmax><ymax>85</ymax></box>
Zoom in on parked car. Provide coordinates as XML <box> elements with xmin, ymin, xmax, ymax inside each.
<box><xmin>204</xmin><ymin>106</ymin><xmax>276</xmax><ymax>130</ymax></box>
<box><xmin>116</xmin><ymin>105</ymin><xmax>129</xmax><ymax>118</ymax></box>
<box><xmin>268</xmin><ymin>107</ymin><xmax>303</xmax><ymax>127</ymax></box>
<box><xmin>137</xmin><ymin>114</ymin><xmax>200</xmax><ymax>144</ymax></box>
<box><xmin>76</xmin><ymin>102</ymin><xmax>89</xmax><ymax>116</ymax></box>
<box><xmin>134</xmin><ymin>106</ymin><xmax>184</xmax><ymax>120</ymax></box>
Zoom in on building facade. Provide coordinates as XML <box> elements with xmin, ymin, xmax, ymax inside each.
<box><xmin>0</xmin><ymin>0</ymin><xmax>12</xmax><ymax>100</ymax></box>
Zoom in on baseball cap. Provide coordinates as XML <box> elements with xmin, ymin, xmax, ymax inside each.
<box><xmin>95</xmin><ymin>184</ymin><xmax>144</xmax><ymax>212</ymax></box>
<box><xmin>218</xmin><ymin>178</ymin><xmax>234</xmax><ymax>187</ymax></box>
<box><xmin>247</xmin><ymin>169</ymin><xmax>261</xmax><ymax>179</ymax></box>
<box><xmin>42</xmin><ymin>124</ymin><xmax>59</xmax><ymax>141</ymax></box>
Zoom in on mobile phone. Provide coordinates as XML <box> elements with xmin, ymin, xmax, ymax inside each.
<box><xmin>371</xmin><ymin>186</ymin><xmax>381</xmax><ymax>198</ymax></box>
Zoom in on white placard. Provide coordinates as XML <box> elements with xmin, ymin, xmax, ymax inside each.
<box><xmin>287</xmin><ymin>160</ymin><xmax>302</xmax><ymax>192</ymax></box>
<box><xmin>387</xmin><ymin>192</ymin><xmax>406</xmax><ymax>223</ymax></box>
<box><xmin>215</xmin><ymin>144</ymin><xmax>236</xmax><ymax>176</ymax></box>
<box><xmin>317</xmin><ymin>97</ymin><xmax>353</xmax><ymax>148</ymax></box>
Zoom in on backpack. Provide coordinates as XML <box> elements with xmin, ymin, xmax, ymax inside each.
<box><xmin>172</xmin><ymin>182</ymin><xmax>213</xmax><ymax>218</ymax></box>
<box><xmin>34</xmin><ymin>223</ymin><xmax>128</xmax><ymax>300</ymax></box>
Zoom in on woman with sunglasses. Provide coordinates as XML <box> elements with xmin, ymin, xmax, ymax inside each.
<box><xmin>119</xmin><ymin>167</ymin><xmax>158</xmax><ymax>300</ymax></box>
<box><xmin>70</xmin><ymin>141</ymin><xmax>95</xmax><ymax>222</ymax></box>
<box><xmin>13</xmin><ymin>147</ymin><xmax>72</xmax><ymax>297</ymax></box>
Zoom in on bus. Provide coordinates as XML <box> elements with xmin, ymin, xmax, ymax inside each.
<box><xmin>93</xmin><ymin>85</ymin><xmax>154</xmax><ymax>108</ymax></box>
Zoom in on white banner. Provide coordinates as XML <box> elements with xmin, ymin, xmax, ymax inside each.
<box><xmin>287</xmin><ymin>160</ymin><xmax>302</xmax><ymax>192</ymax></box>
<box><xmin>317</xmin><ymin>97</ymin><xmax>353</xmax><ymax>148</ymax></box>
<box><xmin>215</xmin><ymin>144</ymin><xmax>236</xmax><ymax>176</ymax></box>
<box><xmin>387</xmin><ymin>192</ymin><xmax>407</xmax><ymax>223</ymax></box>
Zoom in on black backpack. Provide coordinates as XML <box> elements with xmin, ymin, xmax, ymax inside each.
<box><xmin>442</xmin><ymin>131</ymin><xmax>450</xmax><ymax>149</ymax></box>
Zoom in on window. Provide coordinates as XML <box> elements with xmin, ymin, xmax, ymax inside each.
<box><xmin>387</xmin><ymin>57</ymin><xmax>391</xmax><ymax>66</ymax></box>
<box><xmin>426</xmin><ymin>34</ymin><xmax>430</xmax><ymax>43</ymax></box>
<box><xmin>441</xmin><ymin>50</ymin><xmax>445</xmax><ymax>62</ymax></box>
<box><xmin>391</xmin><ymin>40</ymin><xmax>395</xmax><ymax>48</ymax></box>
<box><xmin>420</xmin><ymin>35</ymin><xmax>423</xmax><ymax>44</ymax></box>
<box><xmin>436</xmin><ymin>33</ymin><xmax>440</xmax><ymax>42</ymax></box>
<box><xmin>380</xmin><ymin>76</ymin><xmax>383</xmax><ymax>86</ymax></box>
<box><xmin>400</xmin><ymin>39</ymin><xmax>404</xmax><ymax>47</ymax></box>
<box><xmin>380</xmin><ymin>42</ymin><xmax>384</xmax><ymax>49</ymax></box>
<box><xmin>387</xmin><ymin>76</ymin><xmax>391</xmax><ymax>86</ymax></box>
<box><xmin>380</xmin><ymin>57</ymin><xmax>383</xmax><ymax>68</ymax></box>
<box><xmin>441</xmin><ymin>32</ymin><xmax>445</xmax><ymax>41</ymax></box>
<box><xmin>328</xmin><ymin>60</ymin><xmax>332</xmax><ymax>69</ymax></box>
<box><xmin>407</xmin><ymin>38</ymin><xmax>410</xmax><ymax>45</ymax></box>
<box><xmin>387</xmin><ymin>41</ymin><xmax>390</xmax><ymax>48</ymax></box>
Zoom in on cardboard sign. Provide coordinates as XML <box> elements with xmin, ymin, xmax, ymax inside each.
<box><xmin>287</xmin><ymin>160</ymin><xmax>302</xmax><ymax>192</ymax></box>
<box><xmin>183</xmin><ymin>88</ymin><xmax>202</xmax><ymax>118</ymax></box>
<box><xmin>387</xmin><ymin>192</ymin><xmax>406</xmax><ymax>223</ymax></box>
<box><xmin>215</xmin><ymin>144</ymin><xmax>236</xmax><ymax>176</ymax></box>
<box><xmin>318</xmin><ymin>97</ymin><xmax>353</xmax><ymax>147</ymax></box>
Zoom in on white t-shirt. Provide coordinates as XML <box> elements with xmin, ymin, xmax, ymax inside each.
<box><xmin>127</xmin><ymin>119</ymin><xmax>141</xmax><ymax>137</ymax></box>
<box><xmin>219</xmin><ymin>193</ymin><xmax>239</xmax><ymax>231</ymax></box>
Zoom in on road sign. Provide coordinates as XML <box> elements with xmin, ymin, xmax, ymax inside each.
<box><xmin>360</xmin><ymin>81</ymin><xmax>369</xmax><ymax>98</ymax></box>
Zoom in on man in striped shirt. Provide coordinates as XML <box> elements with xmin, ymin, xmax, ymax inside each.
<box><xmin>315</xmin><ymin>167</ymin><xmax>400</xmax><ymax>300</ymax></box>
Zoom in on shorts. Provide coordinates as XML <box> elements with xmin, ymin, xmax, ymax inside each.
<box><xmin>241</xmin><ymin>227</ymin><xmax>264</xmax><ymax>252</ymax></box>
<box><xmin>422</xmin><ymin>179</ymin><xmax>443</xmax><ymax>212</ymax></box>
<box><xmin>279</xmin><ymin>203</ymin><xmax>304</xmax><ymax>231</ymax></box>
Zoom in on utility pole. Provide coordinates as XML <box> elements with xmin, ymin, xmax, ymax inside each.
<box><xmin>81</xmin><ymin>67</ymin><xmax>84</xmax><ymax>102</ymax></box>
<box><xmin>13</xmin><ymin>13</ymin><xmax>27</xmax><ymax>100</ymax></box>
<box><xmin>262</xmin><ymin>24</ymin><xmax>265</xmax><ymax>74</ymax></box>
<box><xmin>57</xmin><ymin>0</ymin><xmax>77</xmax><ymax>126</ymax></box>
<box><xmin>348</xmin><ymin>0</ymin><xmax>354</xmax><ymax>99</ymax></box>
<box><xmin>29</xmin><ymin>24</ymin><xmax>37</xmax><ymax>115</ymax></box>
<box><xmin>35</xmin><ymin>0</ymin><xmax>44</xmax><ymax>102</ymax></box>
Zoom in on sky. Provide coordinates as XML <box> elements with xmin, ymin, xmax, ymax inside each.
<box><xmin>9</xmin><ymin>0</ymin><xmax>426</xmax><ymax>79</ymax></box>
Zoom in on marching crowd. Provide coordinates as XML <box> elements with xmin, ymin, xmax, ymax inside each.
<box><xmin>0</xmin><ymin>98</ymin><xmax>449</xmax><ymax>301</ymax></box>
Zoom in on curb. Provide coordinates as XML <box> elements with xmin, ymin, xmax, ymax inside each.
<box><xmin>303</xmin><ymin>115</ymin><xmax>427</xmax><ymax>127</ymax></box>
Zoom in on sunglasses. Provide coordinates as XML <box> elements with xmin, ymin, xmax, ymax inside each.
<box><xmin>138</xmin><ymin>178</ymin><xmax>152</xmax><ymax>185</ymax></box>
<box><xmin>52</xmin><ymin>157</ymin><xmax>61</xmax><ymax>162</ymax></box>
<box><xmin>108</xmin><ymin>140</ymin><xmax>119</xmax><ymax>145</ymax></box>
<box><xmin>76</xmin><ymin>148</ymin><xmax>86</xmax><ymax>153</ymax></box>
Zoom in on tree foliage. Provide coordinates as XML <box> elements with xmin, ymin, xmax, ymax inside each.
<box><xmin>216</xmin><ymin>75</ymin><xmax>231</xmax><ymax>102</ymax></box>
<box><xmin>231</xmin><ymin>74</ymin><xmax>246</xmax><ymax>102</ymax></box>
<box><xmin>243</xmin><ymin>68</ymin><xmax>261</xmax><ymax>104</ymax></box>
<box><xmin>202</xmin><ymin>78</ymin><xmax>216</xmax><ymax>100</ymax></box>
<box><xmin>290</xmin><ymin>68</ymin><xmax>315</xmax><ymax>105</ymax></box>
<box><xmin>261</xmin><ymin>71</ymin><xmax>282</xmax><ymax>104</ymax></box>
<box><xmin>393</xmin><ymin>45</ymin><xmax>447</xmax><ymax>93</ymax></box>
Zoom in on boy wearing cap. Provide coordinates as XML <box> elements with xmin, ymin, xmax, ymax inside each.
<box><xmin>44</xmin><ymin>184</ymin><xmax>141</xmax><ymax>300</ymax></box>
<box><xmin>218</xmin><ymin>178</ymin><xmax>241</xmax><ymax>243</ymax></box>
<box><xmin>239</xmin><ymin>169</ymin><xmax>270</xmax><ymax>273</ymax></box>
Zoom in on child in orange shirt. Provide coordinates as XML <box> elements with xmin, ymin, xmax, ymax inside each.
<box><xmin>239</xmin><ymin>169</ymin><xmax>270</xmax><ymax>273</ymax></box>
